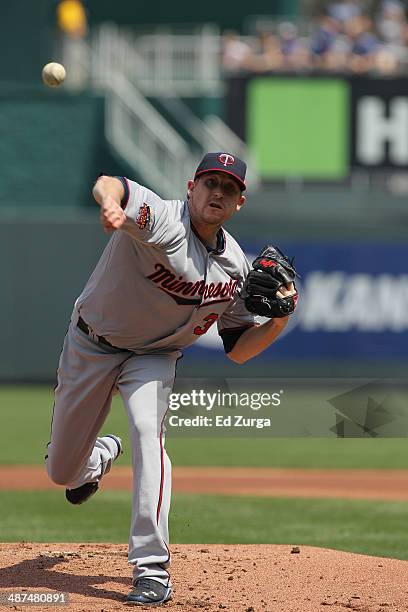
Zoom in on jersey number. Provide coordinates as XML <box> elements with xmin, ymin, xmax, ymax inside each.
<box><xmin>194</xmin><ymin>313</ymin><xmax>218</xmax><ymax>336</ymax></box>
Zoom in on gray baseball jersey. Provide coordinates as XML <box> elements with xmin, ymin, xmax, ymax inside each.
<box><xmin>46</xmin><ymin>176</ymin><xmax>255</xmax><ymax>590</ymax></box>
<box><xmin>75</xmin><ymin>178</ymin><xmax>256</xmax><ymax>352</ymax></box>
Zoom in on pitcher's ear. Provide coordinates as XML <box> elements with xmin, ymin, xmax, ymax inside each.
<box><xmin>187</xmin><ymin>179</ymin><xmax>195</xmax><ymax>198</ymax></box>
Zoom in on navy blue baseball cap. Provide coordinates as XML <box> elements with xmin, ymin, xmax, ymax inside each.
<box><xmin>194</xmin><ymin>152</ymin><xmax>247</xmax><ymax>191</ymax></box>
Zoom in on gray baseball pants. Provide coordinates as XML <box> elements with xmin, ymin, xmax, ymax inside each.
<box><xmin>46</xmin><ymin>313</ymin><xmax>179</xmax><ymax>587</ymax></box>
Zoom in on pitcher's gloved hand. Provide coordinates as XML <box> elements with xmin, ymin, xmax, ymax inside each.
<box><xmin>242</xmin><ymin>245</ymin><xmax>299</xmax><ymax>318</ymax></box>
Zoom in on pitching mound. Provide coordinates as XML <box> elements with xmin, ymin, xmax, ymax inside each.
<box><xmin>0</xmin><ymin>543</ymin><xmax>407</xmax><ymax>611</ymax></box>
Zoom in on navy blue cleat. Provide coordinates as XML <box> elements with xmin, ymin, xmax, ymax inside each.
<box><xmin>65</xmin><ymin>435</ymin><xmax>122</xmax><ymax>505</ymax></box>
<box><xmin>125</xmin><ymin>579</ymin><xmax>172</xmax><ymax>606</ymax></box>
<box><xmin>66</xmin><ymin>481</ymin><xmax>99</xmax><ymax>505</ymax></box>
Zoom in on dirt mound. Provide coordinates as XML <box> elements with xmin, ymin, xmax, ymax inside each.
<box><xmin>1</xmin><ymin>543</ymin><xmax>407</xmax><ymax>611</ymax></box>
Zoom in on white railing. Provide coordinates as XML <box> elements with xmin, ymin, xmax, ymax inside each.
<box><xmin>92</xmin><ymin>23</ymin><xmax>222</xmax><ymax>96</ymax></box>
<box><xmin>103</xmin><ymin>74</ymin><xmax>200</xmax><ymax>198</ymax></box>
<box><xmin>89</xmin><ymin>23</ymin><xmax>258</xmax><ymax>196</ymax></box>
<box><xmin>152</xmin><ymin>96</ymin><xmax>259</xmax><ymax>187</ymax></box>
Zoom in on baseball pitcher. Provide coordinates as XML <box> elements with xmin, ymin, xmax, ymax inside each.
<box><xmin>45</xmin><ymin>152</ymin><xmax>298</xmax><ymax>605</ymax></box>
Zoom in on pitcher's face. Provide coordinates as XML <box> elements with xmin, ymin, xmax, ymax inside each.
<box><xmin>187</xmin><ymin>172</ymin><xmax>245</xmax><ymax>226</ymax></box>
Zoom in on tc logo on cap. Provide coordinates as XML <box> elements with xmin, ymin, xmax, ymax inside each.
<box><xmin>218</xmin><ymin>153</ymin><xmax>235</xmax><ymax>167</ymax></box>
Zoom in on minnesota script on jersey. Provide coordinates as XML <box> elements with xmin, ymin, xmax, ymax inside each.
<box><xmin>75</xmin><ymin>179</ymin><xmax>255</xmax><ymax>353</ymax></box>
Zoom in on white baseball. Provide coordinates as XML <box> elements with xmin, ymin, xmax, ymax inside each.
<box><xmin>42</xmin><ymin>62</ymin><xmax>66</xmax><ymax>88</ymax></box>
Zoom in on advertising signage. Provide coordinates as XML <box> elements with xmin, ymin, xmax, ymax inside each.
<box><xmin>351</xmin><ymin>78</ymin><xmax>408</xmax><ymax>169</ymax></box>
<box><xmin>226</xmin><ymin>75</ymin><xmax>408</xmax><ymax>180</ymax></box>
<box><xmin>190</xmin><ymin>241</ymin><xmax>408</xmax><ymax>362</ymax></box>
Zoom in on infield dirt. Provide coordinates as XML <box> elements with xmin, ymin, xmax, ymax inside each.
<box><xmin>1</xmin><ymin>466</ymin><xmax>408</xmax><ymax>500</ymax></box>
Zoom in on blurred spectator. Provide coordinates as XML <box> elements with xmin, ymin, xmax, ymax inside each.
<box><xmin>277</xmin><ymin>22</ymin><xmax>311</xmax><ymax>71</ymax></box>
<box><xmin>256</xmin><ymin>32</ymin><xmax>283</xmax><ymax>72</ymax></box>
<box><xmin>278</xmin><ymin>22</ymin><xmax>299</xmax><ymax>56</ymax></box>
<box><xmin>56</xmin><ymin>0</ymin><xmax>89</xmax><ymax>90</ymax></box>
<box><xmin>327</xmin><ymin>0</ymin><xmax>363</xmax><ymax>24</ymax></box>
<box><xmin>376</xmin><ymin>0</ymin><xmax>406</xmax><ymax>44</ymax></box>
<box><xmin>57</xmin><ymin>0</ymin><xmax>87</xmax><ymax>38</ymax></box>
<box><xmin>311</xmin><ymin>15</ymin><xmax>339</xmax><ymax>56</ymax></box>
<box><xmin>346</xmin><ymin>15</ymin><xmax>379</xmax><ymax>72</ymax></box>
<box><xmin>375</xmin><ymin>0</ymin><xmax>407</xmax><ymax>73</ymax></box>
<box><xmin>221</xmin><ymin>0</ymin><xmax>408</xmax><ymax>76</ymax></box>
<box><xmin>311</xmin><ymin>15</ymin><xmax>350</xmax><ymax>70</ymax></box>
<box><xmin>373</xmin><ymin>45</ymin><xmax>400</xmax><ymax>74</ymax></box>
<box><xmin>221</xmin><ymin>31</ymin><xmax>256</xmax><ymax>73</ymax></box>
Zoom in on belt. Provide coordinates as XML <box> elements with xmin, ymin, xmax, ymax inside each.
<box><xmin>77</xmin><ymin>316</ymin><xmax>116</xmax><ymax>349</ymax></box>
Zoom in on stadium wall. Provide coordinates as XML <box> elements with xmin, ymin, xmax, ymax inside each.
<box><xmin>1</xmin><ymin>216</ymin><xmax>405</xmax><ymax>381</ymax></box>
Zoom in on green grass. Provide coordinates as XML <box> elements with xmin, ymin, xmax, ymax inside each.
<box><xmin>167</xmin><ymin>438</ymin><xmax>408</xmax><ymax>468</ymax></box>
<box><xmin>1</xmin><ymin>490</ymin><xmax>408</xmax><ymax>560</ymax></box>
<box><xmin>2</xmin><ymin>385</ymin><xmax>408</xmax><ymax>468</ymax></box>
